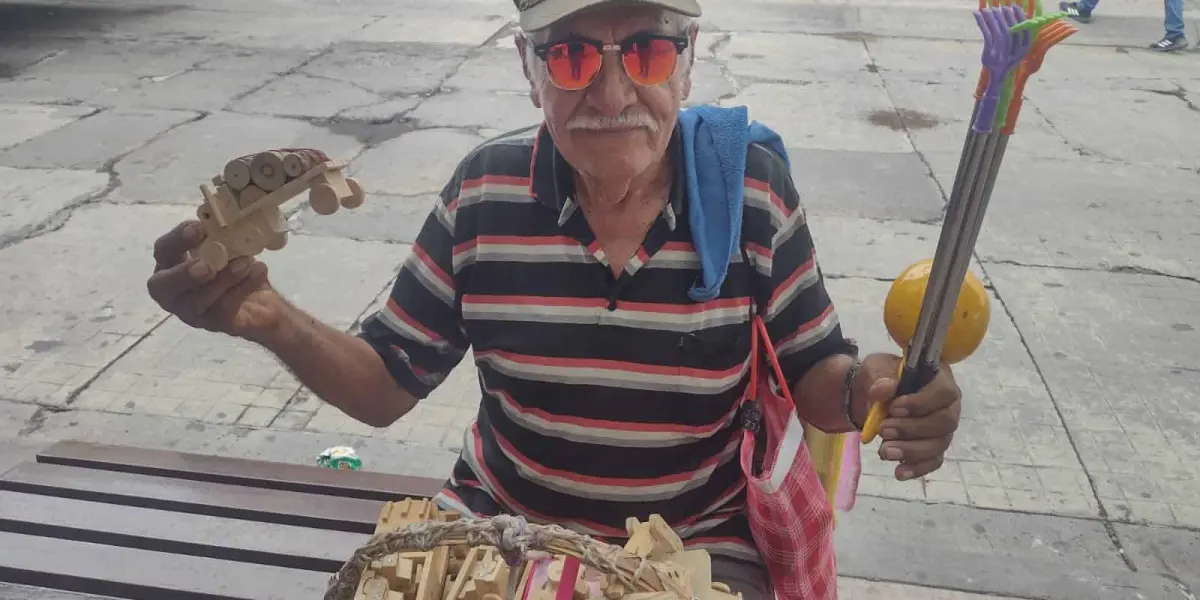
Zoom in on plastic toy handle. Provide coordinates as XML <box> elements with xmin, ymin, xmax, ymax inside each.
<box><xmin>972</xmin><ymin>9</ymin><xmax>1007</xmax><ymax>132</ymax></box>
<box><xmin>861</xmin><ymin>357</ymin><xmax>940</xmax><ymax>444</ymax></box>
<box><xmin>1001</xmin><ymin>65</ymin><xmax>1032</xmax><ymax>135</ymax></box>
<box><xmin>975</xmin><ymin>0</ymin><xmax>1039</xmax><ymax>97</ymax></box>
<box><xmin>993</xmin><ymin>70</ymin><xmax>1019</xmax><ymax>130</ymax></box>
<box><xmin>992</xmin><ymin>6</ymin><xmax>1033</xmax><ymax>130</ymax></box>
<box><xmin>1011</xmin><ymin>11</ymin><xmax>1068</xmax><ymax>33</ymax></box>
<box><xmin>1001</xmin><ymin>23</ymin><xmax>1076</xmax><ymax>134</ymax></box>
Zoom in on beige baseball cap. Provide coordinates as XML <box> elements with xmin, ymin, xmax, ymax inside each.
<box><xmin>514</xmin><ymin>0</ymin><xmax>702</xmax><ymax>32</ymax></box>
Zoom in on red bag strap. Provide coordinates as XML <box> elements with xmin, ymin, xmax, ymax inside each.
<box><xmin>751</xmin><ymin>315</ymin><xmax>797</xmax><ymax>408</ymax></box>
<box><xmin>741</xmin><ymin>245</ymin><xmax>796</xmax><ymax>411</ymax></box>
<box><xmin>748</xmin><ymin>310</ymin><xmax>760</xmax><ymax>393</ymax></box>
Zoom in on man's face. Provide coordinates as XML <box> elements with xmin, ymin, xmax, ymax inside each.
<box><xmin>516</xmin><ymin>4</ymin><xmax>697</xmax><ymax>183</ymax></box>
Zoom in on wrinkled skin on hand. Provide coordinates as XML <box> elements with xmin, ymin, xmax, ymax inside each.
<box><xmin>145</xmin><ymin>220</ymin><xmax>282</xmax><ymax>341</ymax></box>
<box><xmin>858</xmin><ymin>353</ymin><xmax>962</xmax><ymax>481</ymax></box>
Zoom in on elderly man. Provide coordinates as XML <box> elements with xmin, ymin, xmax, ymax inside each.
<box><xmin>146</xmin><ymin>0</ymin><xmax>962</xmax><ymax>596</ymax></box>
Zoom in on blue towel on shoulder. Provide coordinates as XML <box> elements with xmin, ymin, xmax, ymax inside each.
<box><xmin>678</xmin><ymin>105</ymin><xmax>791</xmax><ymax>302</ymax></box>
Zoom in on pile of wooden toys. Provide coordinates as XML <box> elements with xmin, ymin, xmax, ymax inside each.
<box><xmin>353</xmin><ymin>499</ymin><xmax>744</xmax><ymax>600</ymax></box>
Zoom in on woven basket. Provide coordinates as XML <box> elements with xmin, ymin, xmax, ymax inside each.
<box><xmin>325</xmin><ymin>515</ymin><xmax>692</xmax><ymax>600</ymax></box>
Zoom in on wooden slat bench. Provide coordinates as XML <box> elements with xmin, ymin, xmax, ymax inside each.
<box><xmin>0</xmin><ymin>440</ymin><xmax>446</xmax><ymax>600</ymax></box>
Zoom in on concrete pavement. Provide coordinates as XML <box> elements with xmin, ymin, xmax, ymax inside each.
<box><xmin>0</xmin><ymin>0</ymin><xmax>1198</xmax><ymax>597</ymax></box>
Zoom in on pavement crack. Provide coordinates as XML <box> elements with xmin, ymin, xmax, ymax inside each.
<box><xmin>1137</xmin><ymin>85</ymin><xmax>1200</xmax><ymax>113</ymax></box>
<box><xmin>1024</xmin><ymin>97</ymin><xmax>1122</xmax><ymax>162</ymax></box>
<box><xmin>139</xmin><ymin>58</ymin><xmax>205</xmax><ymax>84</ymax></box>
<box><xmin>824</xmin><ymin>273</ymin><xmax>897</xmax><ymax>283</ymax></box>
<box><xmin>329</xmin><ymin>95</ymin><xmax>420</xmax><ymax>124</ymax></box>
<box><xmin>267</xmin><ymin>274</ymin><xmax>397</xmax><ymax>427</ymax></box>
<box><xmin>703</xmin><ymin>31</ymin><xmax>740</xmax><ymax>102</ymax></box>
<box><xmin>983</xmin><ymin>258</ymin><xmax>1199</xmax><ymax>285</ymax></box>
<box><xmin>736</xmin><ymin>74</ymin><xmax>815</xmax><ymax>87</ymax></box>
<box><xmin>0</xmin><ymin>105</ymin><xmax>103</xmax><ymax>152</ymax></box>
<box><xmin>1164</xmin><ymin>574</ymin><xmax>1197</xmax><ymax>600</ymax></box>
<box><xmin>977</xmin><ymin>260</ymin><xmax>1139</xmax><ymax>572</ymax></box>
<box><xmin>396</xmin><ymin>20</ymin><xmax>515</xmax><ymax>135</ymax></box>
<box><xmin>296</xmin><ymin>70</ymin><xmax>384</xmax><ymax>99</ymax></box>
<box><xmin>22</xmin><ymin>48</ymin><xmax>67</xmax><ymax>71</ymax></box>
<box><xmin>222</xmin><ymin>46</ymin><xmax>337</xmax><ymax>110</ymax></box>
<box><xmin>17</xmin><ymin>403</ymin><xmax>71</xmax><ymax>436</ymax></box>
<box><xmin>93</xmin><ymin>109</ymin><xmax>208</xmax><ymax>200</ymax></box>
<box><xmin>18</xmin><ymin>407</ymin><xmax>48</xmax><ymax>436</ymax></box>
<box><xmin>856</xmin><ymin>35</ymin><xmax>953</xmax><ymax>210</ymax></box>
<box><xmin>0</xmin><ymin>109</ymin><xmax>210</xmax><ymax>254</ymax></box>
<box><xmin>61</xmin><ymin>315</ymin><xmax>174</xmax><ymax>408</ymax></box>
<box><xmin>481</xmin><ymin>20</ymin><xmax>519</xmax><ymax>47</ymax></box>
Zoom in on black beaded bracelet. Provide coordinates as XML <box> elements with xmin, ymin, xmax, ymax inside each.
<box><xmin>842</xmin><ymin>358</ymin><xmax>863</xmax><ymax>431</ymax></box>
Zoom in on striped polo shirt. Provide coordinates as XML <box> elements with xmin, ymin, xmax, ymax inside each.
<box><xmin>358</xmin><ymin>119</ymin><xmax>851</xmax><ymax>562</ymax></box>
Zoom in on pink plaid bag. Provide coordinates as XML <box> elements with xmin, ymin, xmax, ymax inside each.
<box><xmin>738</xmin><ymin>315</ymin><xmax>838</xmax><ymax>600</ymax></box>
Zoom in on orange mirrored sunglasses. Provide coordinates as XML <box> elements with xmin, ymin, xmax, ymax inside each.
<box><xmin>532</xmin><ymin>33</ymin><xmax>691</xmax><ymax>91</ymax></box>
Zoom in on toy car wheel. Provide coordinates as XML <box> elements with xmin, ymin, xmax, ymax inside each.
<box><xmin>238</xmin><ymin>225</ymin><xmax>267</xmax><ymax>256</ymax></box>
<box><xmin>309</xmin><ymin>182</ymin><xmax>340</xmax><ymax>215</ymax></box>
<box><xmin>196</xmin><ymin>241</ymin><xmax>229</xmax><ymax>272</ymax></box>
<box><xmin>341</xmin><ymin>177</ymin><xmax>366</xmax><ymax>209</ymax></box>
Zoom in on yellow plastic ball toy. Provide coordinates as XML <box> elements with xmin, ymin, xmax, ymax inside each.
<box><xmin>883</xmin><ymin>259</ymin><xmax>991</xmax><ymax>364</ymax></box>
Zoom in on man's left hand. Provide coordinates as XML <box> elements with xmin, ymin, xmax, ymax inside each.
<box><xmin>856</xmin><ymin>353</ymin><xmax>962</xmax><ymax>481</ymax></box>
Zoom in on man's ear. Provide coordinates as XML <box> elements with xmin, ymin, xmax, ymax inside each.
<box><xmin>687</xmin><ymin>22</ymin><xmax>699</xmax><ymax>66</ymax></box>
<box><xmin>680</xmin><ymin>23</ymin><xmax>699</xmax><ymax>100</ymax></box>
<box><xmin>514</xmin><ymin>34</ymin><xmax>543</xmax><ymax>109</ymax></box>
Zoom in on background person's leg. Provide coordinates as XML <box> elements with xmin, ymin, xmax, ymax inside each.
<box><xmin>1061</xmin><ymin>0</ymin><xmax>1098</xmax><ymax>22</ymax></box>
<box><xmin>1150</xmin><ymin>0</ymin><xmax>1189</xmax><ymax>51</ymax></box>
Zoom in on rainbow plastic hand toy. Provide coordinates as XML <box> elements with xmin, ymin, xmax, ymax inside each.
<box><xmin>861</xmin><ymin>0</ymin><xmax>1076</xmax><ymax>444</ymax></box>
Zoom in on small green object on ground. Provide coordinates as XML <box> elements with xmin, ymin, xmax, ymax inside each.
<box><xmin>317</xmin><ymin>446</ymin><xmax>363</xmax><ymax>470</ymax></box>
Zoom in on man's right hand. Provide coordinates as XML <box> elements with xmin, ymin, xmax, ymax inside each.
<box><xmin>147</xmin><ymin>220</ymin><xmax>284</xmax><ymax>342</ymax></box>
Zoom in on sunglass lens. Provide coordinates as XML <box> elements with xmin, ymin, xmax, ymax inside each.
<box><xmin>621</xmin><ymin>38</ymin><xmax>678</xmax><ymax>86</ymax></box>
<box><xmin>545</xmin><ymin>42</ymin><xmax>602</xmax><ymax>90</ymax></box>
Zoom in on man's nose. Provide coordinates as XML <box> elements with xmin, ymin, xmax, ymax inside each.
<box><xmin>585</xmin><ymin>51</ymin><xmax>637</xmax><ymax>117</ymax></box>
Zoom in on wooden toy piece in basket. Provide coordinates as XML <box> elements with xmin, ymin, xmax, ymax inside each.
<box><xmin>343</xmin><ymin>500</ymin><xmax>742</xmax><ymax>600</ymax></box>
<box><xmin>352</xmin><ymin>498</ymin><xmax>459</xmax><ymax>600</ymax></box>
<box><xmin>517</xmin><ymin>515</ymin><xmax>743</xmax><ymax>600</ymax></box>
<box><xmin>189</xmin><ymin>148</ymin><xmax>367</xmax><ymax>272</ymax></box>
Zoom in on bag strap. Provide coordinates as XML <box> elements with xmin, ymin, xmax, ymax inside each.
<box><xmin>740</xmin><ymin>244</ymin><xmax>796</xmax><ymax>409</ymax></box>
<box><xmin>754</xmin><ymin>317</ymin><xmax>796</xmax><ymax>407</ymax></box>
<box><xmin>741</xmin><ymin>244</ymin><xmax>763</xmax><ymax>397</ymax></box>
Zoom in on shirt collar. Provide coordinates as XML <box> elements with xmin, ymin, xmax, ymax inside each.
<box><xmin>529</xmin><ymin>121</ymin><xmax>686</xmax><ymax>230</ymax></box>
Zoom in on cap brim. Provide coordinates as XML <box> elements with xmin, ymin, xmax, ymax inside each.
<box><xmin>519</xmin><ymin>0</ymin><xmax>702</xmax><ymax>32</ymax></box>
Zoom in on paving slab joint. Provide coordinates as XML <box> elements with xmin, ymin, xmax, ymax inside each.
<box><xmin>268</xmin><ymin>273</ymin><xmax>401</xmax><ymax>426</ymax></box>
<box><xmin>976</xmin><ymin>261</ymin><xmax>1139</xmax><ymax>572</ymax></box>
<box><xmin>854</xmin><ymin>35</ymin><xmax>950</xmax><ymax>216</ymax></box>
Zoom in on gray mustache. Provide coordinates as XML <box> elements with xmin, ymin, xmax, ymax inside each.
<box><xmin>566</xmin><ymin>113</ymin><xmax>659</xmax><ymax>131</ymax></box>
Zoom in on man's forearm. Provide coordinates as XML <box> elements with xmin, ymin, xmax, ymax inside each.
<box><xmin>791</xmin><ymin>353</ymin><xmax>867</xmax><ymax>434</ymax></box>
<box><xmin>252</xmin><ymin>300</ymin><xmax>417</xmax><ymax>428</ymax></box>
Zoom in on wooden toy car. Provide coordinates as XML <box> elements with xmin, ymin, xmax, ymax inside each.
<box><xmin>189</xmin><ymin>148</ymin><xmax>366</xmax><ymax>272</ymax></box>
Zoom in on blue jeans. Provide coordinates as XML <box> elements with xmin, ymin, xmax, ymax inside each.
<box><xmin>1079</xmin><ymin>0</ymin><xmax>1186</xmax><ymax>37</ymax></box>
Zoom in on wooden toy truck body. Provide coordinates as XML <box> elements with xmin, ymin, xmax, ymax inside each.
<box><xmin>191</xmin><ymin>159</ymin><xmax>362</xmax><ymax>272</ymax></box>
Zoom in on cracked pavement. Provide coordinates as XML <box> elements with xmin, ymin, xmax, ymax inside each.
<box><xmin>1</xmin><ymin>0</ymin><xmax>1198</xmax><ymax>598</ymax></box>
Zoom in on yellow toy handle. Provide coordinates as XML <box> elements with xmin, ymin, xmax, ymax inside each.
<box><xmin>859</xmin><ymin>364</ymin><xmax>895</xmax><ymax>444</ymax></box>
<box><xmin>860</xmin><ymin>354</ymin><xmax>939</xmax><ymax>444</ymax></box>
